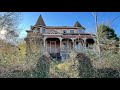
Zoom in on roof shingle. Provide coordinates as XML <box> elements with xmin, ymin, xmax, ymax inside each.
<box><xmin>35</xmin><ymin>15</ymin><xmax>46</xmax><ymax>26</ymax></box>
<box><xmin>74</xmin><ymin>21</ymin><xmax>85</xmax><ymax>30</ymax></box>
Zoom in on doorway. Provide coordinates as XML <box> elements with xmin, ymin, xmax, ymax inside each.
<box><xmin>50</xmin><ymin>41</ymin><xmax>56</xmax><ymax>53</ymax></box>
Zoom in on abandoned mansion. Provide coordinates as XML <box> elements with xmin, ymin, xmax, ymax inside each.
<box><xmin>25</xmin><ymin>15</ymin><xmax>96</xmax><ymax>60</ymax></box>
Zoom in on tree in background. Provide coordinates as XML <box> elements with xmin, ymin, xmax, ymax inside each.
<box><xmin>0</xmin><ymin>12</ymin><xmax>22</xmax><ymax>45</ymax></box>
<box><xmin>97</xmin><ymin>24</ymin><xmax>119</xmax><ymax>52</ymax></box>
<box><xmin>92</xmin><ymin>12</ymin><xmax>119</xmax><ymax>56</ymax></box>
<box><xmin>98</xmin><ymin>24</ymin><xmax>119</xmax><ymax>41</ymax></box>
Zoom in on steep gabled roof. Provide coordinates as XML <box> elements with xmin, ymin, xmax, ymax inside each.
<box><xmin>74</xmin><ymin>21</ymin><xmax>85</xmax><ymax>30</ymax></box>
<box><xmin>35</xmin><ymin>15</ymin><xmax>46</xmax><ymax>26</ymax></box>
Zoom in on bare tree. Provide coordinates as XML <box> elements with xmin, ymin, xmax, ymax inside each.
<box><xmin>92</xmin><ymin>12</ymin><xmax>101</xmax><ymax>57</ymax></box>
<box><xmin>0</xmin><ymin>12</ymin><xmax>22</xmax><ymax>49</ymax></box>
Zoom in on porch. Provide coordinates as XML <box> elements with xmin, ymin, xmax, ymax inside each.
<box><xmin>43</xmin><ymin>37</ymin><xmax>96</xmax><ymax>60</ymax></box>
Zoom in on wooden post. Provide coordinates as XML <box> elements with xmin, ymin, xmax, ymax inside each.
<box><xmin>43</xmin><ymin>37</ymin><xmax>47</xmax><ymax>52</ymax></box>
<box><xmin>67</xmin><ymin>39</ymin><xmax>69</xmax><ymax>51</ymax></box>
<box><xmin>59</xmin><ymin>38</ymin><xmax>62</xmax><ymax>51</ymax></box>
<box><xmin>71</xmin><ymin>38</ymin><xmax>75</xmax><ymax>51</ymax></box>
<box><xmin>83</xmin><ymin>38</ymin><xmax>86</xmax><ymax>50</ymax></box>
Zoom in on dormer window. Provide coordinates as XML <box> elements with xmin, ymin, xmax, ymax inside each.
<box><xmin>42</xmin><ymin>28</ymin><xmax>46</xmax><ymax>33</ymax></box>
<box><xmin>33</xmin><ymin>29</ymin><xmax>38</xmax><ymax>33</ymax></box>
<box><xmin>70</xmin><ymin>30</ymin><xmax>74</xmax><ymax>34</ymax></box>
<box><xmin>63</xmin><ymin>30</ymin><xmax>66</xmax><ymax>33</ymax></box>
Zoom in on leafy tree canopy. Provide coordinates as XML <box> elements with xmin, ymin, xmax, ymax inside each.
<box><xmin>98</xmin><ymin>24</ymin><xmax>119</xmax><ymax>41</ymax></box>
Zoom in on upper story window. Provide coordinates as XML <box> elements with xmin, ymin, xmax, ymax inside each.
<box><xmin>70</xmin><ymin>30</ymin><xmax>74</xmax><ymax>34</ymax></box>
<box><xmin>42</xmin><ymin>28</ymin><xmax>46</xmax><ymax>33</ymax></box>
<box><xmin>78</xmin><ymin>30</ymin><xmax>82</xmax><ymax>33</ymax></box>
<box><xmin>33</xmin><ymin>29</ymin><xmax>38</xmax><ymax>33</ymax></box>
<box><xmin>63</xmin><ymin>30</ymin><xmax>67</xmax><ymax>33</ymax></box>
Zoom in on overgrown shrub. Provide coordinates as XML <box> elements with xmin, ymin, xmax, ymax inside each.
<box><xmin>49</xmin><ymin>52</ymin><xmax>95</xmax><ymax>78</ymax></box>
<box><xmin>31</xmin><ymin>55</ymin><xmax>51</xmax><ymax>78</ymax></box>
<box><xmin>1</xmin><ymin>40</ymin><xmax>120</xmax><ymax>78</ymax></box>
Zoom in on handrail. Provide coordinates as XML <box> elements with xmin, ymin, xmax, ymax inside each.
<box><xmin>45</xmin><ymin>46</ymin><xmax>97</xmax><ymax>54</ymax></box>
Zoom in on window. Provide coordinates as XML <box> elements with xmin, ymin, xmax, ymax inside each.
<box><xmin>78</xmin><ymin>30</ymin><xmax>82</xmax><ymax>33</ymax></box>
<box><xmin>33</xmin><ymin>29</ymin><xmax>38</xmax><ymax>33</ymax></box>
<box><xmin>63</xmin><ymin>30</ymin><xmax>66</xmax><ymax>33</ymax></box>
<box><xmin>70</xmin><ymin>30</ymin><xmax>74</xmax><ymax>33</ymax></box>
<box><xmin>42</xmin><ymin>28</ymin><xmax>46</xmax><ymax>33</ymax></box>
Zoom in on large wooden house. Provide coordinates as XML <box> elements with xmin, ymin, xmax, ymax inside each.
<box><xmin>25</xmin><ymin>15</ymin><xmax>96</xmax><ymax>60</ymax></box>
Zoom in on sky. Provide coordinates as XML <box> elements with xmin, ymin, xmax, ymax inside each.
<box><xmin>19</xmin><ymin>12</ymin><xmax>120</xmax><ymax>38</ymax></box>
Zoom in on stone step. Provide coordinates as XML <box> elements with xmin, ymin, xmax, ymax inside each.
<box><xmin>50</xmin><ymin>53</ymin><xmax>62</xmax><ymax>60</ymax></box>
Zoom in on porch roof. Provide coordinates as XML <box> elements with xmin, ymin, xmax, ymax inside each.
<box><xmin>46</xmin><ymin>26</ymin><xmax>79</xmax><ymax>29</ymax></box>
<box><xmin>43</xmin><ymin>34</ymin><xmax>95</xmax><ymax>39</ymax></box>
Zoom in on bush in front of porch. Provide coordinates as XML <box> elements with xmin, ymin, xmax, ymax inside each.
<box><xmin>49</xmin><ymin>52</ymin><xmax>95</xmax><ymax>78</ymax></box>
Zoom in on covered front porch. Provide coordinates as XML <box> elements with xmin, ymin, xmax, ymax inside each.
<box><xmin>43</xmin><ymin>37</ymin><xmax>96</xmax><ymax>60</ymax></box>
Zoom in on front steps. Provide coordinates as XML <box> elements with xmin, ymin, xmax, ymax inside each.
<box><xmin>50</xmin><ymin>53</ymin><xmax>70</xmax><ymax>61</ymax></box>
<box><xmin>50</xmin><ymin>53</ymin><xmax>61</xmax><ymax>61</ymax></box>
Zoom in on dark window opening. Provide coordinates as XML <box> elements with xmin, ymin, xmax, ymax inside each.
<box><xmin>70</xmin><ymin>30</ymin><xmax>74</xmax><ymax>33</ymax></box>
<box><xmin>63</xmin><ymin>30</ymin><xmax>66</xmax><ymax>33</ymax></box>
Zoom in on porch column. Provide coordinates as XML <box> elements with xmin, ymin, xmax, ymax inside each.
<box><xmin>71</xmin><ymin>38</ymin><xmax>75</xmax><ymax>51</ymax></box>
<box><xmin>67</xmin><ymin>39</ymin><xmax>69</xmax><ymax>50</ymax></box>
<box><xmin>43</xmin><ymin>37</ymin><xmax>47</xmax><ymax>51</ymax></box>
<box><xmin>81</xmin><ymin>39</ymin><xmax>84</xmax><ymax>50</ymax></box>
<box><xmin>59</xmin><ymin>37</ymin><xmax>63</xmax><ymax>51</ymax></box>
<box><xmin>74</xmin><ymin>39</ymin><xmax>76</xmax><ymax>50</ymax></box>
<box><xmin>82</xmin><ymin>38</ymin><xmax>87</xmax><ymax>50</ymax></box>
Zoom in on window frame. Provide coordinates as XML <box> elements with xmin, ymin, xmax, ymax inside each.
<box><xmin>63</xmin><ymin>30</ymin><xmax>67</xmax><ymax>34</ymax></box>
<box><xmin>42</xmin><ymin>28</ymin><xmax>46</xmax><ymax>33</ymax></box>
<box><xmin>33</xmin><ymin>29</ymin><xmax>38</xmax><ymax>33</ymax></box>
<box><xmin>78</xmin><ymin>29</ymin><xmax>82</xmax><ymax>33</ymax></box>
<box><xmin>70</xmin><ymin>30</ymin><xmax>74</xmax><ymax>34</ymax></box>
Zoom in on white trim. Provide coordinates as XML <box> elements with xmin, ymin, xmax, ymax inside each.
<box><xmin>46</xmin><ymin>39</ymin><xmax>47</xmax><ymax>51</ymax></box>
<box><xmin>70</xmin><ymin>30</ymin><xmax>74</xmax><ymax>34</ymax></box>
<box><xmin>43</xmin><ymin>37</ymin><xmax>47</xmax><ymax>48</ymax></box>
<box><xmin>43</xmin><ymin>34</ymin><xmax>62</xmax><ymax>35</ymax></box>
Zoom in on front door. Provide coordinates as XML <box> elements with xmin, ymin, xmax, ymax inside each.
<box><xmin>50</xmin><ymin>41</ymin><xmax>56</xmax><ymax>53</ymax></box>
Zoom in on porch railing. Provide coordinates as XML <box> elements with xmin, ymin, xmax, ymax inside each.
<box><xmin>47</xmin><ymin>47</ymin><xmax>61</xmax><ymax>53</ymax></box>
<box><xmin>45</xmin><ymin>46</ymin><xmax>96</xmax><ymax>54</ymax></box>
